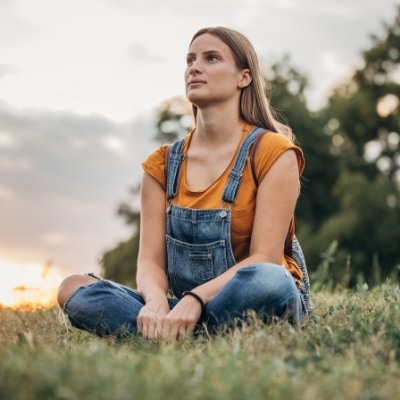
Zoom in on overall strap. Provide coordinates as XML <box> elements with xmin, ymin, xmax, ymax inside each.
<box><xmin>222</xmin><ymin>127</ymin><xmax>294</xmax><ymax>256</ymax></box>
<box><xmin>221</xmin><ymin>127</ymin><xmax>266</xmax><ymax>204</ymax></box>
<box><xmin>166</xmin><ymin>139</ymin><xmax>185</xmax><ymax>200</ymax></box>
<box><xmin>249</xmin><ymin>129</ymin><xmax>269</xmax><ymax>184</ymax></box>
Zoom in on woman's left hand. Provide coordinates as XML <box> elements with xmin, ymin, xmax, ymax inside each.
<box><xmin>159</xmin><ymin>296</ymin><xmax>203</xmax><ymax>341</ymax></box>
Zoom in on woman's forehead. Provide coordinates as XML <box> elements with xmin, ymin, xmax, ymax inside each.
<box><xmin>188</xmin><ymin>33</ymin><xmax>228</xmax><ymax>53</ymax></box>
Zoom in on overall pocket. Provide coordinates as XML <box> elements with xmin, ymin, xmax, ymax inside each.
<box><xmin>166</xmin><ymin>235</ymin><xmax>229</xmax><ymax>296</ymax></box>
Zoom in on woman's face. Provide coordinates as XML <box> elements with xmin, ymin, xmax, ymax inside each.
<box><xmin>185</xmin><ymin>33</ymin><xmax>244</xmax><ymax>108</ymax></box>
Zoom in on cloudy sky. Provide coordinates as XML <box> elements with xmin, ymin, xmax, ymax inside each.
<box><xmin>0</xmin><ymin>0</ymin><xmax>399</xmax><ymax>280</ymax></box>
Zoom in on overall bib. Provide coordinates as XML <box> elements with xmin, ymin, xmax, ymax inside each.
<box><xmin>165</xmin><ymin>127</ymin><xmax>263</xmax><ymax>297</ymax></box>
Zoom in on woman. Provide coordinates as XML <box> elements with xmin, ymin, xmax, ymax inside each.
<box><xmin>57</xmin><ymin>26</ymin><xmax>311</xmax><ymax>341</ymax></box>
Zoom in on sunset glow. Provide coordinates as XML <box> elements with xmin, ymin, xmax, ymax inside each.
<box><xmin>0</xmin><ymin>258</ymin><xmax>65</xmax><ymax>309</ymax></box>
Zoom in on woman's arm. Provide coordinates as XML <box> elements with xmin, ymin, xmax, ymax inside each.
<box><xmin>135</xmin><ymin>172</ymin><xmax>170</xmax><ymax>338</ymax></box>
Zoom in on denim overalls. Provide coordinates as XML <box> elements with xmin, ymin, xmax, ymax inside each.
<box><xmin>63</xmin><ymin>128</ymin><xmax>304</xmax><ymax>337</ymax></box>
<box><xmin>164</xmin><ymin>126</ymin><xmax>304</xmax><ymax>327</ymax></box>
<box><xmin>166</xmin><ymin>127</ymin><xmax>265</xmax><ymax>297</ymax></box>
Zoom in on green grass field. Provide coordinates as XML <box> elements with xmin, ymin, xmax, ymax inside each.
<box><xmin>0</xmin><ymin>285</ymin><xmax>399</xmax><ymax>400</ymax></box>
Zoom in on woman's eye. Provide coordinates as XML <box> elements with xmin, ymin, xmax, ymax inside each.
<box><xmin>186</xmin><ymin>58</ymin><xmax>195</xmax><ymax>65</ymax></box>
<box><xmin>207</xmin><ymin>55</ymin><xmax>218</xmax><ymax>61</ymax></box>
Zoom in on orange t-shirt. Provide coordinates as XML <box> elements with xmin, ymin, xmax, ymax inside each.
<box><xmin>142</xmin><ymin>125</ymin><xmax>305</xmax><ymax>281</ymax></box>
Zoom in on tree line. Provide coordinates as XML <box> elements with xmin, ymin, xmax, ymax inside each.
<box><xmin>100</xmin><ymin>7</ymin><xmax>400</xmax><ymax>290</ymax></box>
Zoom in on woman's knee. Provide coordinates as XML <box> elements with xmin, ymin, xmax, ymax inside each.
<box><xmin>57</xmin><ymin>274</ymin><xmax>97</xmax><ymax>309</ymax></box>
<box><xmin>237</xmin><ymin>263</ymin><xmax>290</xmax><ymax>283</ymax></box>
<box><xmin>235</xmin><ymin>263</ymin><xmax>298</xmax><ymax>299</ymax></box>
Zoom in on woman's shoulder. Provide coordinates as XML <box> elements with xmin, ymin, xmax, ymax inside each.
<box><xmin>142</xmin><ymin>132</ymin><xmax>192</xmax><ymax>187</ymax></box>
<box><xmin>141</xmin><ymin>144</ymin><xmax>169</xmax><ymax>188</ymax></box>
<box><xmin>260</xmin><ymin>130</ymin><xmax>297</xmax><ymax>147</ymax></box>
<box><xmin>143</xmin><ymin>143</ymin><xmax>169</xmax><ymax>166</ymax></box>
<box><xmin>253</xmin><ymin>130</ymin><xmax>305</xmax><ymax>177</ymax></box>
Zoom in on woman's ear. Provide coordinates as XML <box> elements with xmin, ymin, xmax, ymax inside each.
<box><xmin>238</xmin><ymin>69</ymin><xmax>252</xmax><ymax>88</ymax></box>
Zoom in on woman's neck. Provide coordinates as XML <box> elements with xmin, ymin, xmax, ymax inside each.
<box><xmin>193</xmin><ymin>111</ymin><xmax>246</xmax><ymax>146</ymax></box>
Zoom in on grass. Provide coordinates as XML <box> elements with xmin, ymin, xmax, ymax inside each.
<box><xmin>0</xmin><ymin>284</ymin><xmax>399</xmax><ymax>400</ymax></box>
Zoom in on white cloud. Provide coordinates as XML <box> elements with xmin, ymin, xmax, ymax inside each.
<box><xmin>0</xmin><ymin>105</ymin><xmax>154</xmax><ymax>274</ymax></box>
<box><xmin>0</xmin><ymin>156</ymin><xmax>32</xmax><ymax>171</ymax></box>
<box><xmin>40</xmin><ymin>231</ymin><xmax>68</xmax><ymax>245</ymax></box>
<box><xmin>101</xmin><ymin>134</ymin><xmax>127</xmax><ymax>154</ymax></box>
<box><xmin>0</xmin><ymin>184</ymin><xmax>15</xmax><ymax>199</ymax></box>
<box><xmin>0</xmin><ymin>131</ymin><xmax>17</xmax><ymax>147</ymax></box>
<box><xmin>0</xmin><ymin>0</ymin><xmax>398</xmax><ymax>121</ymax></box>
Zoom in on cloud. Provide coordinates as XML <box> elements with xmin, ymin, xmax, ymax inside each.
<box><xmin>0</xmin><ymin>64</ymin><xmax>16</xmax><ymax>79</ymax></box>
<box><xmin>0</xmin><ymin>184</ymin><xmax>15</xmax><ymax>200</ymax></box>
<box><xmin>2</xmin><ymin>0</ymin><xmax>396</xmax><ymax>123</ymax></box>
<box><xmin>126</xmin><ymin>43</ymin><xmax>164</xmax><ymax>65</ymax></box>
<box><xmin>0</xmin><ymin>130</ymin><xmax>17</xmax><ymax>147</ymax></box>
<box><xmin>0</xmin><ymin>0</ymin><xmax>41</xmax><ymax>46</ymax></box>
<box><xmin>40</xmin><ymin>231</ymin><xmax>68</xmax><ymax>246</ymax></box>
<box><xmin>0</xmin><ymin>104</ymin><xmax>158</xmax><ymax>273</ymax></box>
<box><xmin>101</xmin><ymin>0</ymin><xmax>245</xmax><ymax>19</ymax></box>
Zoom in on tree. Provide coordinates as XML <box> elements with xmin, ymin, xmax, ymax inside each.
<box><xmin>154</xmin><ymin>96</ymin><xmax>193</xmax><ymax>143</ymax></box>
<box><xmin>100</xmin><ymin>185</ymin><xmax>141</xmax><ymax>285</ymax></box>
<box><xmin>100</xmin><ymin>232</ymin><xmax>139</xmax><ymax>287</ymax></box>
<box><xmin>265</xmin><ymin>56</ymin><xmax>340</xmax><ymax>235</ymax></box>
<box><xmin>313</xmin><ymin>6</ymin><xmax>400</xmax><ymax>285</ymax></box>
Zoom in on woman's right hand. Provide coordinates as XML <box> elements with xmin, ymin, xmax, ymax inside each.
<box><xmin>137</xmin><ymin>300</ymin><xmax>170</xmax><ymax>340</ymax></box>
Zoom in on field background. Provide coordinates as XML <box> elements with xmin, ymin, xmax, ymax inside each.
<box><xmin>0</xmin><ymin>285</ymin><xmax>399</xmax><ymax>400</ymax></box>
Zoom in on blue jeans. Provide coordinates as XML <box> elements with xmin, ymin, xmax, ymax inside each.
<box><xmin>63</xmin><ymin>263</ymin><xmax>302</xmax><ymax>337</ymax></box>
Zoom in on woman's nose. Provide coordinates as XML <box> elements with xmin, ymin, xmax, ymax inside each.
<box><xmin>188</xmin><ymin>61</ymin><xmax>201</xmax><ymax>75</ymax></box>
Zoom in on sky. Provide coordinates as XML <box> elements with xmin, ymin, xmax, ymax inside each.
<box><xmin>0</xmin><ymin>0</ymin><xmax>399</xmax><ymax>281</ymax></box>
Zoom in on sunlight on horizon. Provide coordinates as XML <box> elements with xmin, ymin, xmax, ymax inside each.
<box><xmin>0</xmin><ymin>257</ymin><xmax>65</xmax><ymax>309</ymax></box>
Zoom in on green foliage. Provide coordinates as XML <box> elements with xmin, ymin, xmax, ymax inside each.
<box><xmin>115</xmin><ymin>184</ymin><xmax>141</xmax><ymax>226</ymax></box>
<box><xmin>314</xmin><ymin>171</ymin><xmax>400</xmax><ymax>283</ymax></box>
<box><xmin>310</xmin><ymin>240</ymin><xmax>339</xmax><ymax>292</ymax></box>
<box><xmin>1</xmin><ymin>286</ymin><xmax>399</xmax><ymax>399</ymax></box>
<box><xmin>267</xmin><ymin>56</ymin><xmax>340</xmax><ymax>231</ymax></box>
<box><xmin>100</xmin><ymin>184</ymin><xmax>140</xmax><ymax>285</ymax></box>
<box><xmin>154</xmin><ymin>96</ymin><xmax>193</xmax><ymax>143</ymax></box>
<box><xmin>100</xmin><ymin>232</ymin><xmax>139</xmax><ymax>287</ymax></box>
<box><xmin>313</xmin><ymin>6</ymin><xmax>400</xmax><ymax>283</ymax></box>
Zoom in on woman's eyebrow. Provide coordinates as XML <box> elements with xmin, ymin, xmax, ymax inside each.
<box><xmin>187</xmin><ymin>49</ymin><xmax>222</xmax><ymax>57</ymax></box>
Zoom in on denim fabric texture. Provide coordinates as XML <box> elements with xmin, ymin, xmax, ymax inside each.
<box><xmin>63</xmin><ymin>263</ymin><xmax>302</xmax><ymax>336</ymax></box>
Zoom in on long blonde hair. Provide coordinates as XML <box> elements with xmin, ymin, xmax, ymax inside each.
<box><xmin>189</xmin><ymin>27</ymin><xmax>294</xmax><ymax>141</ymax></box>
